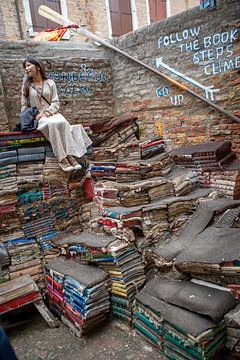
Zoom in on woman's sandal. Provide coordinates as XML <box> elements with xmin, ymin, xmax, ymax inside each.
<box><xmin>58</xmin><ymin>158</ymin><xmax>74</xmax><ymax>172</ymax></box>
<box><xmin>67</xmin><ymin>155</ymin><xmax>82</xmax><ymax>170</ymax></box>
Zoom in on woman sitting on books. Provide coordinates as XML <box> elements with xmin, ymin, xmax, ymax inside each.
<box><xmin>21</xmin><ymin>57</ymin><xmax>92</xmax><ymax>172</ymax></box>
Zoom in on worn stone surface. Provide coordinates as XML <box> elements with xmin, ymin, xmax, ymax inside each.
<box><xmin>7</xmin><ymin>313</ymin><xmax>163</xmax><ymax>360</ymax></box>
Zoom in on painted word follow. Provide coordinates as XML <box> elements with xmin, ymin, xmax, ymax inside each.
<box><xmin>158</xmin><ymin>27</ymin><xmax>201</xmax><ymax>49</ymax></box>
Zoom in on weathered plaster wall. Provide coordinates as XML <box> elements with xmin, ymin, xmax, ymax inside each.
<box><xmin>108</xmin><ymin>0</ymin><xmax>240</xmax><ymax>154</ymax></box>
<box><xmin>0</xmin><ymin>41</ymin><xmax>116</xmax><ymax>131</ymax></box>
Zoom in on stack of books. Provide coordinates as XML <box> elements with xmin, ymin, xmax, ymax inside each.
<box><xmin>45</xmin><ymin>257</ymin><xmax>110</xmax><ymax>336</ymax></box>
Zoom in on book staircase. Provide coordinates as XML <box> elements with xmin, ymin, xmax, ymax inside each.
<box><xmin>0</xmin><ymin>115</ymin><xmax>240</xmax><ymax>358</ymax></box>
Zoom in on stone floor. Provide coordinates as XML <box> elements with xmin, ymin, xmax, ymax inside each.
<box><xmin>7</xmin><ymin>311</ymin><xmax>163</xmax><ymax>360</ymax></box>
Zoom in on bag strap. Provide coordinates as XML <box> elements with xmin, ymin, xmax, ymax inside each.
<box><xmin>30</xmin><ymin>83</ymin><xmax>51</xmax><ymax>106</ymax></box>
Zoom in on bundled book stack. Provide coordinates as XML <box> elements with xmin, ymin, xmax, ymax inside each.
<box><xmin>150</xmin><ymin>199</ymin><xmax>240</xmax><ymax>299</ymax></box>
<box><xmin>6</xmin><ymin>238</ymin><xmax>44</xmax><ymax>289</ymax></box>
<box><xmin>93</xmin><ymin>142</ymin><xmax>141</xmax><ymax>162</ymax></box>
<box><xmin>51</xmin><ymin>232</ymin><xmax>146</xmax><ymax>322</ymax></box>
<box><xmin>51</xmin><ymin>232</ymin><xmax>116</xmax><ymax>264</ymax></box>
<box><xmin>141</xmin><ymin>202</ymin><xmax>169</xmax><ymax>247</ymax></box>
<box><xmin>90</xmin><ymin>115</ymin><xmax>139</xmax><ymax>149</ymax></box>
<box><xmin>199</xmin><ymin>170</ymin><xmax>240</xmax><ymax>199</ymax></box>
<box><xmin>0</xmin><ymin>244</ymin><xmax>10</xmax><ymax>284</ymax></box>
<box><xmin>170</xmin><ymin>169</ymin><xmax>199</xmax><ymax>196</ymax></box>
<box><xmin>176</xmin><ymin>226</ymin><xmax>240</xmax><ymax>291</ymax></box>
<box><xmin>103</xmin><ymin>242</ymin><xmax>146</xmax><ymax>322</ymax></box>
<box><xmin>140</xmin><ymin>138</ymin><xmax>165</xmax><ymax>159</ymax></box>
<box><xmin>36</xmin><ymin>231</ymin><xmax>59</xmax><ymax>259</ymax></box>
<box><xmin>89</xmin><ymin>153</ymin><xmax>173</xmax><ymax>182</ymax></box>
<box><xmin>94</xmin><ymin>178</ymin><xmax>174</xmax><ymax>209</ymax></box>
<box><xmin>16</xmin><ymin>146</ymin><xmax>45</xmax><ymax>186</ymax></box>
<box><xmin>171</xmin><ymin>141</ymin><xmax>240</xmax><ymax>200</ymax></box>
<box><xmin>225</xmin><ymin>304</ymin><xmax>240</xmax><ymax>359</ymax></box>
<box><xmin>171</xmin><ymin>141</ymin><xmax>233</xmax><ymax>170</ymax></box>
<box><xmin>93</xmin><ymin>137</ymin><xmax>165</xmax><ymax>163</ymax></box>
<box><xmin>0</xmin><ymin>150</ymin><xmax>18</xmax><ymax>196</ymax></box>
<box><xmin>100</xmin><ymin>205</ymin><xmax>143</xmax><ymax>231</ymax></box>
<box><xmin>0</xmin><ymin>275</ymin><xmax>41</xmax><ymax>314</ymax></box>
<box><xmin>0</xmin><ymin>131</ymin><xmax>47</xmax><ymax>149</ymax></box>
<box><xmin>133</xmin><ymin>277</ymin><xmax>236</xmax><ymax>359</ymax></box>
<box><xmin>45</xmin><ymin>257</ymin><xmax>110</xmax><ymax>336</ymax></box>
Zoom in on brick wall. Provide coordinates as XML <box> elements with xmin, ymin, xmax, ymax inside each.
<box><xmin>170</xmin><ymin>0</ymin><xmax>199</xmax><ymax>16</ymax></box>
<box><xmin>0</xmin><ymin>0</ymin><xmax>199</xmax><ymax>42</ymax></box>
<box><xmin>0</xmin><ymin>41</ymin><xmax>116</xmax><ymax>131</ymax></box>
<box><xmin>108</xmin><ymin>0</ymin><xmax>240</xmax><ymax>155</ymax></box>
<box><xmin>0</xmin><ymin>0</ymin><xmax>149</xmax><ymax>41</ymax></box>
<box><xmin>0</xmin><ymin>5</ymin><xmax>6</xmax><ymax>40</ymax></box>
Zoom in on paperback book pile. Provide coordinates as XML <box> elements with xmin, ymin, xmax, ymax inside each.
<box><xmin>0</xmin><ymin>244</ymin><xmax>10</xmax><ymax>284</ymax></box>
<box><xmin>140</xmin><ymin>138</ymin><xmax>164</xmax><ymax>159</ymax></box>
<box><xmin>225</xmin><ymin>304</ymin><xmax>240</xmax><ymax>359</ymax></box>
<box><xmin>199</xmin><ymin>170</ymin><xmax>240</xmax><ymax>199</ymax></box>
<box><xmin>149</xmin><ymin>198</ymin><xmax>240</xmax><ymax>290</ymax></box>
<box><xmin>171</xmin><ymin>169</ymin><xmax>199</xmax><ymax>196</ymax></box>
<box><xmin>0</xmin><ymin>151</ymin><xmax>18</xmax><ymax>196</ymax></box>
<box><xmin>51</xmin><ymin>232</ymin><xmax>145</xmax><ymax>322</ymax></box>
<box><xmin>90</xmin><ymin>114</ymin><xmax>138</xmax><ymax>148</ymax></box>
<box><xmin>100</xmin><ymin>205</ymin><xmax>143</xmax><ymax>230</ymax></box>
<box><xmin>93</xmin><ymin>142</ymin><xmax>141</xmax><ymax>162</ymax></box>
<box><xmin>0</xmin><ymin>275</ymin><xmax>41</xmax><ymax>314</ymax></box>
<box><xmin>36</xmin><ymin>231</ymin><xmax>60</xmax><ymax>259</ymax></box>
<box><xmin>45</xmin><ymin>257</ymin><xmax>110</xmax><ymax>336</ymax></box>
<box><xmin>51</xmin><ymin>232</ymin><xmax>115</xmax><ymax>264</ymax></box>
<box><xmin>133</xmin><ymin>277</ymin><xmax>236</xmax><ymax>359</ymax></box>
<box><xmin>176</xmin><ymin>226</ymin><xmax>240</xmax><ymax>288</ymax></box>
<box><xmin>0</xmin><ymin>131</ymin><xmax>47</xmax><ymax>148</ymax></box>
<box><xmin>103</xmin><ymin>241</ymin><xmax>146</xmax><ymax>322</ymax></box>
<box><xmin>89</xmin><ymin>152</ymin><xmax>173</xmax><ymax>183</ymax></box>
<box><xmin>94</xmin><ymin>178</ymin><xmax>174</xmax><ymax>209</ymax></box>
<box><xmin>171</xmin><ymin>141</ymin><xmax>233</xmax><ymax>170</ymax></box>
<box><xmin>5</xmin><ymin>238</ymin><xmax>44</xmax><ymax>289</ymax></box>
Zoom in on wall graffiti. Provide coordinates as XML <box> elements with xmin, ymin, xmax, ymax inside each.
<box><xmin>157</xmin><ymin>27</ymin><xmax>240</xmax><ymax>76</ymax></box>
<box><xmin>156</xmin><ymin>57</ymin><xmax>219</xmax><ymax>100</ymax></box>
<box><xmin>156</xmin><ymin>86</ymin><xmax>169</xmax><ymax>97</ymax></box>
<box><xmin>48</xmin><ymin>63</ymin><xmax>110</xmax><ymax>96</ymax></box>
<box><xmin>170</xmin><ymin>95</ymin><xmax>184</xmax><ymax>106</ymax></box>
<box><xmin>155</xmin><ymin>26</ymin><xmax>239</xmax><ymax>104</ymax></box>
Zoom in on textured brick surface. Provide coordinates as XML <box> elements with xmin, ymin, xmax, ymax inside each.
<box><xmin>109</xmin><ymin>0</ymin><xmax>240</xmax><ymax>154</ymax></box>
<box><xmin>0</xmin><ymin>0</ymin><xmax>199</xmax><ymax>41</ymax></box>
<box><xmin>0</xmin><ymin>41</ymin><xmax>116</xmax><ymax>131</ymax></box>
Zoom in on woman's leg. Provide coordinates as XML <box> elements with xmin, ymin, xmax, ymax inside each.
<box><xmin>37</xmin><ymin>115</ymin><xmax>91</xmax><ymax>162</ymax></box>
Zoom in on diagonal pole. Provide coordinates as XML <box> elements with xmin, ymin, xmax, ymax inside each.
<box><xmin>38</xmin><ymin>5</ymin><xmax>240</xmax><ymax>124</ymax></box>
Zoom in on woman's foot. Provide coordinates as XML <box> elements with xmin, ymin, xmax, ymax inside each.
<box><xmin>67</xmin><ymin>155</ymin><xmax>82</xmax><ymax>170</ymax></box>
<box><xmin>58</xmin><ymin>158</ymin><xmax>74</xmax><ymax>172</ymax></box>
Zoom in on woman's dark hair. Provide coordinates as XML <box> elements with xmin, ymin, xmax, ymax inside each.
<box><xmin>22</xmin><ymin>57</ymin><xmax>48</xmax><ymax>97</ymax></box>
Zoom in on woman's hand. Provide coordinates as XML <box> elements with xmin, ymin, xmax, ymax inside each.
<box><xmin>36</xmin><ymin>111</ymin><xmax>44</xmax><ymax>121</ymax></box>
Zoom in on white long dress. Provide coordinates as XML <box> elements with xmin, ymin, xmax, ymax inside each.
<box><xmin>21</xmin><ymin>79</ymin><xmax>92</xmax><ymax>162</ymax></box>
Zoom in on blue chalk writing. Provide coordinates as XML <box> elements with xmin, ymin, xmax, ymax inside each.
<box><xmin>156</xmin><ymin>86</ymin><xmax>169</xmax><ymax>97</ymax></box>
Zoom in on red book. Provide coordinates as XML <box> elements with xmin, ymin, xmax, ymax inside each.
<box><xmin>0</xmin><ymin>291</ymin><xmax>41</xmax><ymax>314</ymax></box>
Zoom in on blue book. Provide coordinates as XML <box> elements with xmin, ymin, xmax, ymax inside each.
<box><xmin>0</xmin><ymin>150</ymin><xmax>17</xmax><ymax>159</ymax></box>
<box><xmin>0</xmin><ymin>157</ymin><xmax>18</xmax><ymax>166</ymax></box>
<box><xmin>18</xmin><ymin>146</ymin><xmax>45</xmax><ymax>155</ymax></box>
<box><xmin>18</xmin><ymin>153</ymin><xmax>45</xmax><ymax>162</ymax></box>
